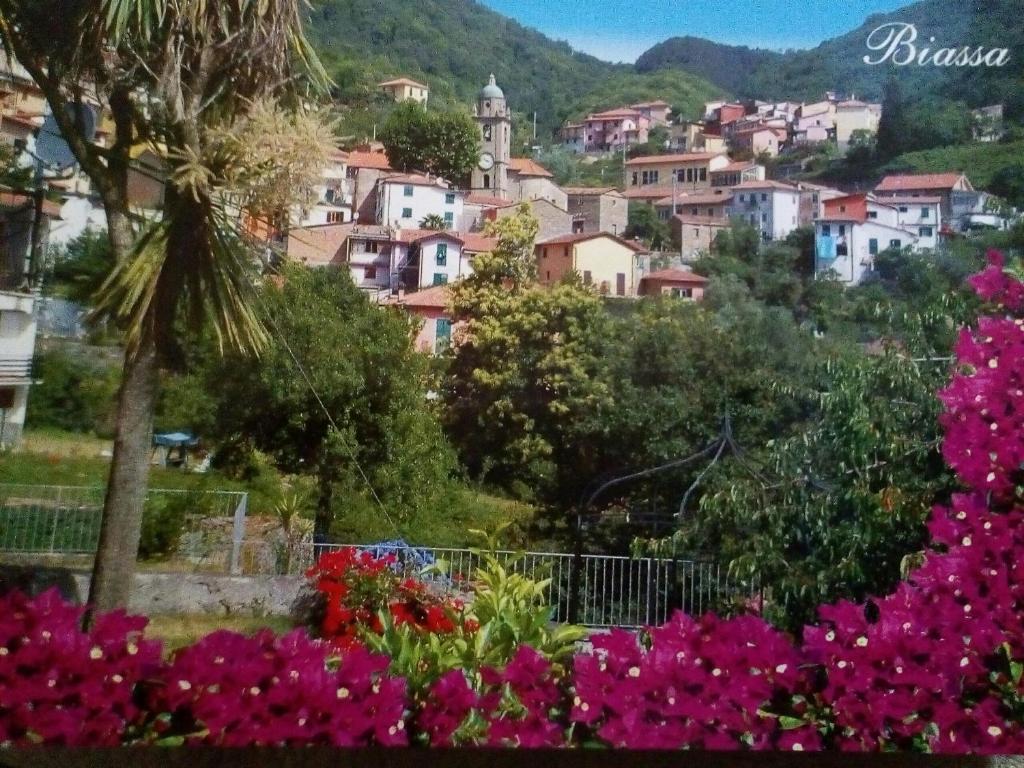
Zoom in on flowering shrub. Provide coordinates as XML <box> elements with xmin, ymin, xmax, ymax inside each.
<box><xmin>144</xmin><ymin>629</ymin><xmax>408</xmax><ymax>746</ymax></box>
<box><xmin>2</xmin><ymin>252</ymin><xmax>1024</xmax><ymax>751</ymax></box>
<box><xmin>305</xmin><ymin>547</ymin><xmax>462</xmax><ymax>648</ymax></box>
<box><xmin>0</xmin><ymin>589</ymin><xmax>161</xmax><ymax>746</ymax></box>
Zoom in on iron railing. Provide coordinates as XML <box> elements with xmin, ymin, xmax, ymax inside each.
<box><xmin>236</xmin><ymin>541</ymin><xmax>756</xmax><ymax>628</ymax></box>
<box><xmin>0</xmin><ymin>484</ymin><xmax>249</xmax><ymax>574</ymax></box>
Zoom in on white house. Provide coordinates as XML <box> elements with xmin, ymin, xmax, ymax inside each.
<box><xmin>814</xmin><ymin>194</ymin><xmax>923</xmax><ymax>285</ymax></box>
<box><xmin>299</xmin><ymin>150</ymin><xmax>353</xmax><ymax>227</ymax></box>
<box><xmin>375</xmin><ymin>173</ymin><xmax>466</xmax><ymax>231</ymax></box>
<box><xmin>0</xmin><ymin>288</ymin><xmax>36</xmax><ymax>446</ymax></box>
<box><xmin>886</xmin><ymin>196</ymin><xmax>943</xmax><ymax>250</ymax></box>
<box><xmin>728</xmin><ymin>180</ymin><xmax>801</xmax><ymax>242</ymax></box>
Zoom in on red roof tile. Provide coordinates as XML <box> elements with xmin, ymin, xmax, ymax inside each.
<box><xmin>875</xmin><ymin>173</ymin><xmax>969</xmax><ymax>192</ymax></box>
<box><xmin>379</xmin><ymin>77</ymin><xmax>428</xmax><ymax>89</ymax></box>
<box><xmin>642</xmin><ymin>268</ymin><xmax>709</xmax><ymax>284</ymax></box>
<box><xmin>461</xmin><ymin>233</ymin><xmax>498</xmax><ymax>253</ymax></box>
<box><xmin>536</xmin><ymin>231</ymin><xmax>648</xmax><ymax>252</ymax></box>
<box><xmin>347</xmin><ymin>151</ymin><xmax>394</xmax><ymax>170</ymax></box>
<box><xmin>626</xmin><ymin>152</ymin><xmax>724</xmax><ymax>166</ymax></box>
<box><xmin>508</xmin><ymin>158</ymin><xmax>553</xmax><ymax>178</ymax></box>
<box><xmin>465</xmin><ymin>193</ymin><xmax>514</xmax><ymax>208</ymax></box>
<box><xmin>387</xmin><ymin>284</ymin><xmax>450</xmax><ymax>310</ymax></box>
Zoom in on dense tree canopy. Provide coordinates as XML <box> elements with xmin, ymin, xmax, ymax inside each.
<box><xmin>380</xmin><ymin>102</ymin><xmax>480</xmax><ymax>184</ymax></box>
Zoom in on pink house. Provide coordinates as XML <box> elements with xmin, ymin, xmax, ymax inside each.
<box><xmin>731</xmin><ymin>126</ymin><xmax>788</xmax><ymax>158</ymax></box>
<box><xmin>385</xmin><ymin>284</ymin><xmax>455</xmax><ymax>355</ymax></box>
<box><xmin>639</xmin><ymin>268</ymin><xmax>708</xmax><ymax>300</ymax></box>
<box><xmin>581</xmin><ymin>108</ymin><xmax>651</xmax><ymax>153</ymax></box>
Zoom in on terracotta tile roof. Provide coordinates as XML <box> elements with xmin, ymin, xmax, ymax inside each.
<box><xmin>286</xmin><ymin>223</ymin><xmax>352</xmax><ymax>266</ymax></box>
<box><xmin>563</xmin><ymin>186</ymin><xmax>621</xmax><ymax>196</ymax></box>
<box><xmin>461</xmin><ymin>233</ymin><xmax>498</xmax><ymax>253</ymax></box>
<box><xmin>395</xmin><ymin>228</ymin><xmax>463</xmax><ymax>244</ymax></box>
<box><xmin>347</xmin><ymin>151</ymin><xmax>394</xmax><ymax>170</ymax></box>
<box><xmin>875</xmin><ymin>173</ymin><xmax>969</xmax><ymax>192</ymax></box>
<box><xmin>655</xmin><ymin>191</ymin><xmax>733</xmax><ymax>207</ymax></box>
<box><xmin>631</xmin><ymin>100</ymin><xmax>670</xmax><ymax>108</ymax></box>
<box><xmin>508</xmin><ymin>157</ymin><xmax>553</xmax><ymax>178</ymax></box>
<box><xmin>387</xmin><ymin>284</ymin><xmax>450</xmax><ymax>310</ymax></box>
<box><xmin>379</xmin><ymin>77</ymin><xmax>428</xmax><ymax>89</ymax></box>
<box><xmin>536</xmin><ymin>231</ymin><xmax>648</xmax><ymax>253</ymax></box>
<box><xmin>0</xmin><ymin>190</ymin><xmax>61</xmax><ymax>218</ymax></box>
<box><xmin>642</xmin><ymin>268</ymin><xmax>709</xmax><ymax>284</ymax></box>
<box><xmin>880</xmin><ymin>196</ymin><xmax>944</xmax><ymax>205</ymax></box>
<box><xmin>625</xmin><ymin>152</ymin><xmax>724</xmax><ymax>166</ymax></box>
<box><xmin>671</xmin><ymin>214</ymin><xmax>730</xmax><ymax>227</ymax></box>
<box><xmin>731</xmin><ymin>180</ymin><xmax>799</xmax><ymax>191</ymax></box>
<box><xmin>588</xmin><ymin>108</ymin><xmax>643</xmax><ymax>120</ymax></box>
<box><xmin>381</xmin><ymin>172</ymin><xmax>451</xmax><ymax>188</ymax></box>
<box><xmin>622</xmin><ymin>185</ymin><xmax>678</xmax><ymax>201</ymax></box>
<box><xmin>465</xmin><ymin>193</ymin><xmax>514</xmax><ymax>208</ymax></box>
<box><xmin>713</xmin><ymin>161</ymin><xmax>759</xmax><ymax>173</ymax></box>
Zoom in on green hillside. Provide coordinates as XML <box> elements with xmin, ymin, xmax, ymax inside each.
<box><xmin>306</xmin><ymin>0</ymin><xmax>725</xmax><ymax>141</ymax></box>
<box><xmin>636</xmin><ymin>0</ymin><xmax>1022</xmax><ymax>115</ymax></box>
<box><xmin>887</xmin><ymin>140</ymin><xmax>1024</xmax><ymax>191</ymax></box>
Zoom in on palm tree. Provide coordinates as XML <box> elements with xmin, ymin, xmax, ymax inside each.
<box><xmin>0</xmin><ymin>0</ymin><xmax>328</xmax><ymax>618</ymax></box>
<box><xmin>420</xmin><ymin>213</ymin><xmax>448</xmax><ymax>231</ymax></box>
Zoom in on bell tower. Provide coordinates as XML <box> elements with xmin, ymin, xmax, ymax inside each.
<box><xmin>471</xmin><ymin>74</ymin><xmax>511</xmax><ymax>199</ymax></box>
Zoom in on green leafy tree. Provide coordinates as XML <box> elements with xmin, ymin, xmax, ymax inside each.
<box><xmin>48</xmin><ymin>230</ymin><xmax>115</xmax><ymax>304</ymax></box>
<box><xmin>875</xmin><ymin>75</ymin><xmax>909</xmax><ymax>161</ymax></box>
<box><xmin>442</xmin><ymin>206</ymin><xmax>611</xmax><ymax>501</ymax></box>
<box><xmin>206</xmin><ymin>266</ymin><xmax>455</xmax><ymax>538</ymax></box>
<box><xmin>380</xmin><ymin>101</ymin><xmax>480</xmax><ymax>183</ymax></box>
<box><xmin>625</xmin><ymin>203</ymin><xmax>671</xmax><ymax>250</ymax></box>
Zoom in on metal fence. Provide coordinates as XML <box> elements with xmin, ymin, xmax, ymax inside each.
<box><xmin>237</xmin><ymin>540</ymin><xmax>756</xmax><ymax>628</ymax></box>
<box><xmin>0</xmin><ymin>484</ymin><xmax>249</xmax><ymax>574</ymax></box>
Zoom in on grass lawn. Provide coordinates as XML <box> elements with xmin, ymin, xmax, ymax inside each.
<box><xmin>144</xmin><ymin>614</ymin><xmax>296</xmax><ymax>654</ymax></box>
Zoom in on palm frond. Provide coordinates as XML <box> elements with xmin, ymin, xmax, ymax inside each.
<box><xmin>89</xmin><ymin>200</ymin><xmax>268</xmax><ymax>361</ymax></box>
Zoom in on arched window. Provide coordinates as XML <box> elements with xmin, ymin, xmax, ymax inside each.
<box><xmin>483</xmin><ymin>124</ymin><xmax>492</xmax><ymax>141</ymax></box>
<box><xmin>483</xmin><ymin>174</ymin><xmax>491</xmax><ymax>189</ymax></box>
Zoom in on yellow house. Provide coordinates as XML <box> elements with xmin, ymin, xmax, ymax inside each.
<box><xmin>624</xmin><ymin>152</ymin><xmax>730</xmax><ymax>193</ymax></box>
<box><xmin>535</xmin><ymin>232</ymin><xmax>648</xmax><ymax>297</ymax></box>
<box><xmin>378</xmin><ymin>77</ymin><xmax>429</xmax><ymax>104</ymax></box>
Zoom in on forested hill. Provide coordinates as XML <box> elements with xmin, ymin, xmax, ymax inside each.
<box><xmin>305</xmin><ymin>0</ymin><xmax>725</xmax><ymax>139</ymax></box>
<box><xmin>636</xmin><ymin>0</ymin><xmax>1023</xmax><ymax>117</ymax></box>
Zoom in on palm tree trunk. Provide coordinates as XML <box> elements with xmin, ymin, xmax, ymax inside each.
<box><xmin>87</xmin><ymin>339</ymin><xmax>160</xmax><ymax>616</ymax></box>
<box><xmin>85</xmin><ymin>207</ymin><xmax>159</xmax><ymax>622</ymax></box>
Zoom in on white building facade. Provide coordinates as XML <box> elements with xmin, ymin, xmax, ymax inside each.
<box><xmin>0</xmin><ymin>289</ymin><xmax>36</xmax><ymax>446</ymax></box>
<box><xmin>729</xmin><ymin>181</ymin><xmax>801</xmax><ymax>242</ymax></box>
<box><xmin>375</xmin><ymin>175</ymin><xmax>466</xmax><ymax>231</ymax></box>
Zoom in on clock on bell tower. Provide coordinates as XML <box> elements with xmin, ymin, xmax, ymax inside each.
<box><xmin>470</xmin><ymin>74</ymin><xmax>511</xmax><ymax>199</ymax></box>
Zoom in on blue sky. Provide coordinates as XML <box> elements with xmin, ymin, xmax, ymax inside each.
<box><xmin>479</xmin><ymin>0</ymin><xmax>912</xmax><ymax>63</ymax></box>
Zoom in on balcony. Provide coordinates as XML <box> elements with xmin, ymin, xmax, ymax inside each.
<box><xmin>0</xmin><ymin>357</ymin><xmax>32</xmax><ymax>383</ymax></box>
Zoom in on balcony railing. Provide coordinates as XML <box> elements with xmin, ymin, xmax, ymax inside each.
<box><xmin>0</xmin><ymin>357</ymin><xmax>32</xmax><ymax>381</ymax></box>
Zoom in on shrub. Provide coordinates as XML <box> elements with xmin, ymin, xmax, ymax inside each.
<box><xmin>0</xmin><ymin>589</ymin><xmax>161</xmax><ymax>746</ymax></box>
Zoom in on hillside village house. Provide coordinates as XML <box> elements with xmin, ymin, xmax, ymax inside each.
<box><xmin>347</xmin><ymin>149</ymin><xmax>395</xmax><ymax>223</ymax></box>
<box><xmin>814</xmin><ymin>193</ymin><xmax>936</xmax><ymax>285</ymax></box>
<box><xmin>385</xmin><ymin>284</ymin><xmax>454</xmax><ymax>355</ymax></box>
<box><xmin>535</xmin><ymin>232</ymin><xmax>648</xmax><ymax>297</ymax></box>
<box><xmin>507</xmin><ymin>158</ymin><xmax>567</xmax><ymax>210</ymax></box>
<box><xmin>378</xmin><ymin>77</ymin><xmax>429</xmax><ymax>104</ymax></box>
<box><xmin>795</xmin><ymin>181</ymin><xmax>846</xmax><ymax>227</ymax></box>
<box><xmin>670</xmin><ymin>215</ymin><xmax>729</xmax><ymax>261</ymax></box>
<box><xmin>655</xmin><ymin>189</ymin><xmax>732</xmax><ymax>221</ymax></box>
<box><xmin>728</xmin><ymin>180</ymin><xmax>801</xmax><ymax>242</ymax></box>
<box><xmin>630</xmin><ymin>100</ymin><xmax>672</xmax><ymax>127</ymax></box>
<box><xmin>409</xmin><ymin>230</ymin><xmax>497</xmax><ymax>289</ymax></box>
<box><xmin>730</xmin><ymin>125</ymin><xmax>787</xmax><ymax>158</ymax></box>
<box><xmin>625</xmin><ymin>153</ymin><xmax>730</xmax><ymax>192</ymax></box>
<box><xmin>834</xmin><ymin>99</ymin><xmax>882</xmax><ymax>151</ymax></box>
<box><xmin>711</xmin><ymin>161</ymin><xmax>765</xmax><ymax>188</ymax></box>
<box><xmin>301</xmin><ymin>149</ymin><xmax>353</xmax><ymax>226</ymax></box>
<box><xmin>638</xmin><ymin>268</ymin><xmax>709</xmax><ymax>300</ymax></box>
<box><xmin>375</xmin><ymin>173</ymin><xmax>466</xmax><ymax>230</ymax></box>
<box><xmin>563</xmin><ymin>187</ymin><xmax>628</xmax><ymax>236</ymax></box>
<box><xmin>567</xmin><ymin>108</ymin><xmax>652</xmax><ymax>154</ymax></box>
<box><xmin>0</xmin><ymin>287</ymin><xmax>35</xmax><ymax>446</ymax></box>
<box><xmin>286</xmin><ymin>222</ymin><xmax>351</xmax><ymax>268</ymax></box>
<box><xmin>493</xmin><ymin>198</ymin><xmax>573</xmax><ymax>243</ymax></box>
<box><xmin>874</xmin><ymin>173</ymin><xmax>974</xmax><ymax>228</ymax></box>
